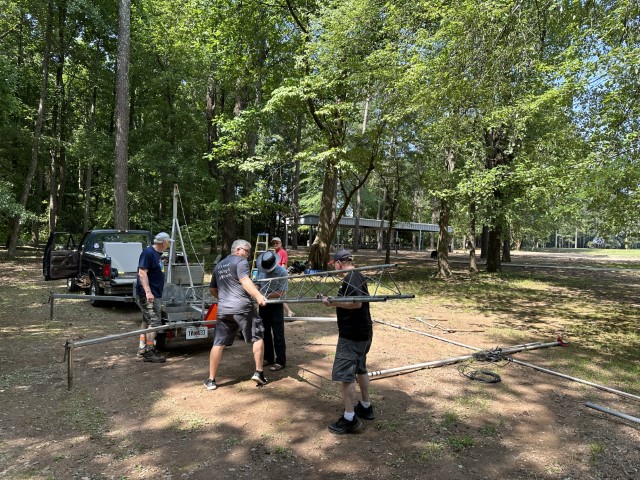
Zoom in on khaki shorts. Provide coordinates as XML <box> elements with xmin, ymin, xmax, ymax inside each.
<box><xmin>139</xmin><ymin>297</ymin><xmax>162</xmax><ymax>327</ymax></box>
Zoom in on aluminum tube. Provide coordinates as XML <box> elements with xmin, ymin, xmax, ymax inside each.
<box><xmin>267</xmin><ymin>295</ymin><xmax>414</xmax><ymax>305</ymax></box>
<box><xmin>511</xmin><ymin>359</ymin><xmax>640</xmax><ymax>402</ymax></box>
<box><xmin>284</xmin><ymin>317</ymin><xmax>337</xmax><ymax>322</ymax></box>
<box><xmin>585</xmin><ymin>402</ymin><xmax>640</xmax><ymax>424</ymax></box>
<box><xmin>260</xmin><ymin>264</ymin><xmax>399</xmax><ymax>281</ymax></box>
<box><xmin>367</xmin><ymin>341</ymin><xmax>561</xmax><ymax>378</ymax></box>
<box><xmin>380</xmin><ymin>319</ymin><xmax>640</xmax><ymax>402</ymax></box>
<box><xmin>70</xmin><ymin>321</ymin><xmax>215</xmax><ymax>348</ymax></box>
<box><xmin>50</xmin><ymin>293</ymin><xmax>135</xmax><ymax>302</ymax></box>
<box><xmin>369</xmin><ymin>353</ymin><xmax>478</xmax><ymax>377</ymax></box>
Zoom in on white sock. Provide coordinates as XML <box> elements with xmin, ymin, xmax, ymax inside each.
<box><xmin>344</xmin><ymin>411</ymin><xmax>355</xmax><ymax>421</ymax></box>
<box><xmin>360</xmin><ymin>401</ymin><xmax>371</xmax><ymax>408</ymax></box>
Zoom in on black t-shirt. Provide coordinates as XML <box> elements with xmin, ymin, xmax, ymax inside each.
<box><xmin>336</xmin><ymin>270</ymin><xmax>372</xmax><ymax>341</ymax></box>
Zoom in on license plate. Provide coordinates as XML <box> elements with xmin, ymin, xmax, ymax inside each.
<box><xmin>186</xmin><ymin>326</ymin><xmax>208</xmax><ymax>340</ymax></box>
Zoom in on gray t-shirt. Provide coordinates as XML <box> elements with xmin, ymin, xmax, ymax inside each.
<box><xmin>256</xmin><ymin>265</ymin><xmax>289</xmax><ymax>296</ymax></box>
<box><xmin>210</xmin><ymin>255</ymin><xmax>253</xmax><ymax>314</ymax></box>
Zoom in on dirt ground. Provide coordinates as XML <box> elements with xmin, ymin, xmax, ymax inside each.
<box><xmin>0</xmin><ymin>248</ymin><xmax>639</xmax><ymax>480</ymax></box>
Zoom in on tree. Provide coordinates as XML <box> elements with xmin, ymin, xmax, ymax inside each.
<box><xmin>113</xmin><ymin>0</ymin><xmax>130</xmax><ymax>229</ymax></box>
<box><xmin>7</xmin><ymin>0</ymin><xmax>53</xmax><ymax>257</ymax></box>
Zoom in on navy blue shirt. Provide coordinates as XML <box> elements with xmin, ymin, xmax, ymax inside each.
<box><xmin>136</xmin><ymin>245</ymin><xmax>165</xmax><ymax>298</ymax></box>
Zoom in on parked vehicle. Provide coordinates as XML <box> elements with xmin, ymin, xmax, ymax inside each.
<box><xmin>43</xmin><ymin>227</ymin><xmax>216</xmax><ymax>349</ymax></box>
<box><xmin>43</xmin><ymin>229</ymin><xmax>152</xmax><ymax>307</ymax></box>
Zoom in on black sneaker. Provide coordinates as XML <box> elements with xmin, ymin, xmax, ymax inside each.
<box><xmin>328</xmin><ymin>415</ymin><xmax>363</xmax><ymax>434</ymax></box>
<box><xmin>143</xmin><ymin>349</ymin><xmax>166</xmax><ymax>363</ymax></box>
<box><xmin>136</xmin><ymin>348</ymin><xmax>146</xmax><ymax>358</ymax></box>
<box><xmin>203</xmin><ymin>378</ymin><xmax>218</xmax><ymax>390</ymax></box>
<box><xmin>354</xmin><ymin>401</ymin><xmax>375</xmax><ymax>420</ymax></box>
<box><xmin>251</xmin><ymin>371</ymin><xmax>268</xmax><ymax>386</ymax></box>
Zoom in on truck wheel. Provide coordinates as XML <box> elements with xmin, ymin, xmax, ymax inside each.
<box><xmin>66</xmin><ymin>278</ymin><xmax>80</xmax><ymax>293</ymax></box>
<box><xmin>90</xmin><ymin>277</ymin><xmax>105</xmax><ymax>307</ymax></box>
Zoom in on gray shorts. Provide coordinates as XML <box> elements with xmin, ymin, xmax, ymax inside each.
<box><xmin>139</xmin><ymin>297</ymin><xmax>162</xmax><ymax>327</ymax></box>
<box><xmin>331</xmin><ymin>334</ymin><xmax>373</xmax><ymax>383</ymax></box>
<box><xmin>213</xmin><ymin>309</ymin><xmax>264</xmax><ymax>346</ymax></box>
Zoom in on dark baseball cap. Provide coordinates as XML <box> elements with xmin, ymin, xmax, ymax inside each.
<box><xmin>332</xmin><ymin>249</ymin><xmax>353</xmax><ymax>262</ymax></box>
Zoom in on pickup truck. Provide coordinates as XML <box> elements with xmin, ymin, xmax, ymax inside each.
<box><xmin>43</xmin><ymin>229</ymin><xmax>152</xmax><ymax>306</ymax></box>
<box><xmin>44</xmin><ymin>229</ymin><xmax>216</xmax><ymax>349</ymax></box>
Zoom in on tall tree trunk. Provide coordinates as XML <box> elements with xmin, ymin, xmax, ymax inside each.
<box><xmin>222</xmin><ymin>176</ymin><xmax>236</xmax><ymax>255</ymax></box>
<box><xmin>31</xmin><ymin>167</ymin><xmax>45</xmax><ymax>245</ymax></box>
<box><xmin>502</xmin><ymin>226</ymin><xmax>511</xmax><ymax>262</ymax></box>
<box><xmin>7</xmin><ymin>0</ymin><xmax>53</xmax><ymax>258</ymax></box>
<box><xmin>487</xmin><ymin>224</ymin><xmax>502</xmax><ymax>272</ymax></box>
<box><xmin>353</xmin><ymin>185</ymin><xmax>361</xmax><ymax>252</ymax></box>
<box><xmin>436</xmin><ymin>149</ymin><xmax>455</xmax><ymax>277</ymax></box>
<box><xmin>48</xmin><ymin>0</ymin><xmax>67</xmax><ymax>233</ymax></box>
<box><xmin>430</xmin><ymin>200</ymin><xmax>437</xmax><ymax>249</ymax></box>
<box><xmin>309</xmin><ymin>162</ymin><xmax>337</xmax><ymax>269</ymax></box>
<box><xmin>480</xmin><ymin>225</ymin><xmax>489</xmax><ymax>259</ymax></box>
<box><xmin>114</xmin><ymin>0</ymin><xmax>130</xmax><ymax>229</ymax></box>
<box><xmin>290</xmin><ymin>114</ymin><xmax>302</xmax><ymax>249</ymax></box>
<box><xmin>411</xmin><ymin>188</ymin><xmax>421</xmax><ymax>250</ymax></box>
<box><xmin>83</xmin><ymin>84</ymin><xmax>97</xmax><ymax>232</ymax></box>
<box><xmin>353</xmin><ymin>95</ymin><xmax>369</xmax><ymax>253</ymax></box>
<box><xmin>206</xmin><ymin>77</ymin><xmax>220</xmax><ymax>254</ymax></box>
<box><xmin>437</xmin><ymin>198</ymin><xmax>451</xmax><ymax>277</ymax></box>
<box><xmin>376</xmin><ymin>187</ymin><xmax>386</xmax><ymax>251</ymax></box>
<box><xmin>468</xmin><ymin>202</ymin><xmax>478</xmax><ymax>273</ymax></box>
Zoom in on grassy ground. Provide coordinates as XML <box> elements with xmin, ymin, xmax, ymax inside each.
<box><xmin>1</xmin><ymin>246</ymin><xmax>639</xmax><ymax>480</ymax></box>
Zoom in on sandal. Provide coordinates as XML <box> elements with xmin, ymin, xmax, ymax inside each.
<box><xmin>270</xmin><ymin>363</ymin><xmax>284</xmax><ymax>371</ymax></box>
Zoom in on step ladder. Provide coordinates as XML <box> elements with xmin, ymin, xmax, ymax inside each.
<box><xmin>251</xmin><ymin>232</ymin><xmax>269</xmax><ymax>279</ymax></box>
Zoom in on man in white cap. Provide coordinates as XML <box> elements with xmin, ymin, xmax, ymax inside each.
<box><xmin>256</xmin><ymin>251</ymin><xmax>288</xmax><ymax>371</ymax></box>
<box><xmin>136</xmin><ymin>231</ymin><xmax>174</xmax><ymax>363</ymax></box>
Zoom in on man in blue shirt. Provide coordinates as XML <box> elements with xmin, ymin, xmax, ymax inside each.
<box><xmin>136</xmin><ymin>231</ymin><xmax>173</xmax><ymax>363</ymax></box>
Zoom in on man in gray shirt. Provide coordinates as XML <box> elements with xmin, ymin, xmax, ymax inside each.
<box><xmin>204</xmin><ymin>239</ymin><xmax>268</xmax><ymax>390</ymax></box>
